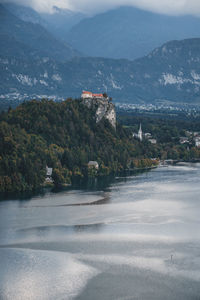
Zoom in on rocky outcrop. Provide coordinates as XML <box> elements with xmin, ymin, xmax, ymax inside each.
<box><xmin>82</xmin><ymin>97</ymin><xmax>116</xmax><ymax>129</ymax></box>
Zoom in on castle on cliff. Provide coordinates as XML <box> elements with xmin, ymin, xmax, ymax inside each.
<box><xmin>81</xmin><ymin>90</ymin><xmax>116</xmax><ymax>129</ymax></box>
<box><xmin>81</xmin><ymin>91</ymin><xmax>108</xmax><ymax>99</ymax></box>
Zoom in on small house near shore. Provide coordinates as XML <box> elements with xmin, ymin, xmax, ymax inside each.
<box><xmin>88</xmin><ymin>161</ymin><xmax>99</xmax><ymax>169</ymax></box>
<box><xmin>46</xmin><ymin>166</ymin><xmax>53</xmax><ymax>183</ymax></box>
<box><xmin>195</xmin><ymin>137</ymin><xmax>200</xmax><ymax>147</ymax></box>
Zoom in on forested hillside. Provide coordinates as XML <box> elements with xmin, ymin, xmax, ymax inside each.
<box><xmin>118</xmin><ymin>112</ymin><xmax>200</xmax><ymax>161</ymax></box>
<box><xmin>0</xmin><ymin>99</ymin><xmax>157</xmax><ymax>193</ymax></box>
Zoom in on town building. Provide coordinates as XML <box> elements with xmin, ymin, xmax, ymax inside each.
<box><xmin>180</xmin><ymin>137</ymin><xmax>189</xmax><ymax>145</ymax></box>
<box><xmin>148</xmin><ymin>138</ymin><xmax>157</xmax><ymax>144</ymax></box>
<box><xmin>195</xmin><ymin>137</ymin><xmax>200</xmax><ymax>147</ymax></box>
<box><xmin>144</xmin><ymin>133</ymin><xmax>152</xmax><ymax>138</ymax></box>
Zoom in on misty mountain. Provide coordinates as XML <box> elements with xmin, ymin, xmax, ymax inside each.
<box><xmin>40</xmin><ymin>6</ymin><xmax>86</xmax><ymax>42</ymax></box>
<box><xmin>1</xmin><ymin>38</ymin><xmax>200</xmax><ymax>105</ymax></box>
<box><xmin>3</xmin><ymin>3</ymin><xmax>86</xmax><ymax>43</ymax></box>
<box><xmin>3</xmin><ymin>2</ymin><xmax>46</xmax><ymax>26</ymax></box>
<box><xmin>0</xmin><ymin>4</ymin><xmax>79</xmax><ymax>61</ymax></box>
<box><xmin>66</xmin><ymin>6</ymin><xmax>200</xmax><ymax>60</ymax></box>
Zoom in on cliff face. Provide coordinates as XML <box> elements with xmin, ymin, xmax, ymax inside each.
<box><xmin>82</xmin><ymin>98</ymin><xmax>116</xmax><ymax>129</ymax></box>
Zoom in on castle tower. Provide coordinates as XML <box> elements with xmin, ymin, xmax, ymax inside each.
<box><xmin>81</xmin><ymin>91</ymin><xmax>93</xmax><ymax>99</ymax></box>
<box><xmin>138</xmin><ymin>123</ymin><xmax>142</xmax><ymax>141</ymax></box>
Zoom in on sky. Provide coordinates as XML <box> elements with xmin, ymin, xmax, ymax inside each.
<box><xmin>2</xmin><ymin>0</ymin><xmax>200</xmax><ymax>16</ymax></box>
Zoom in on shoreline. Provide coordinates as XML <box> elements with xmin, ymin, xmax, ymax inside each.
<box><xmin>1</xmin><ymin>161</ymin><xmax>199</xmax><ymax>200</ymax></box>
<box><xmin>0</xmin><ymin>167</ymin><xmax>156</xmax><ymax>201</ymax></box>
<box><xmin>160</xmin><ymin>159</ymin><xmax>200</xmax><ymax>166</ymax></box>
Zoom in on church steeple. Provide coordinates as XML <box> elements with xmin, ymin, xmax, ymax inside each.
<box><xmin>138</xmin><ymin>123</ymin><xmax>142</xmax><ymax>141</ymax></box>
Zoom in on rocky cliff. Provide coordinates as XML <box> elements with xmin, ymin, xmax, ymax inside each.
<box><xmin>82</xmin><ymin>98</ymin><xmax>116</xmax><ymax>129</ymax></box>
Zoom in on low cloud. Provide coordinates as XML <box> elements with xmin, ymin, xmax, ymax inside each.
<box><xmin>2</xmin><ymin>0</ymin><xmax>200</xmax><ymax>16</ymax></box>
<box><xmin>0</xmin><ymin>0</ymin><xmax>72</xmax><ymax>13</ymax></box>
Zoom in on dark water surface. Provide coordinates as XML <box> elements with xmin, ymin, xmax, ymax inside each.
<box><xmin>0</xmin><ymin>164</ymin><xmax>200</xmax><ymax>300</ymax></box>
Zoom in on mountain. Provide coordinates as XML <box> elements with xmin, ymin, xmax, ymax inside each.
<box><xmin>40</xmin><ymin>6</ymin><xmax>86</xmax><ymax>42</ymax></box>
<box><xmin>0</xmin><ymin>54</ymin><xmax>134</xmax><ymax>104</ymax></box>
<box><xmin>0</xmin><ymin>4</ymin><xmax>79</xmax><ymax>61</ymax></box>
<box><xmin>2</xmin><ymin>38</ymin><xmax>200</xmax><ymax>106</ymax></box>
<box><xmin>130</xmin><ymin>38</ymin><xmax>200</xmax><ymax>104</ymax></box>
<box><xmin>3</xmin><ymin>3</ymin><xmax>86</xmax><ymax>43</ymax></box>
<box><xmin>3</xmin><ymin>3</ymin><xmax>46</xmax><ymax>26</ymax></box>
<box><xmin>66</xmin><ymin>6</ymin><xmax>200</xmax><ymax>60</ymax></box>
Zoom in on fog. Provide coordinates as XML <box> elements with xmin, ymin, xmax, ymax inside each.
<box><xmin>2</xmin><ymin>0</ymin><xmax>200</xmax><ymax>16</ymax></box>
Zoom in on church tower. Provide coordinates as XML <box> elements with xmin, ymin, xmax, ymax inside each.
<box><xmin>138</xmin><ymin>123</ymin><xmax>142</xmax><ymax>141</ymax></box>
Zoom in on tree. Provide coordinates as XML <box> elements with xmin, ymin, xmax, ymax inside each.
<box><xmin>52</xmin><ymin>168</ymin><xmax>65</xmax><ymax>186</ymax></box>
<box><xmin>103</xmin><ymin>93</ymin><xmax>108</xmax><ymax>99</ymax></box>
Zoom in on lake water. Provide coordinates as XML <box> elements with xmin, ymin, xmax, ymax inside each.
<box><xmin>0</xmin><ymin>164</ymin><xmax>200</xmax><ymax>300</ymax></box>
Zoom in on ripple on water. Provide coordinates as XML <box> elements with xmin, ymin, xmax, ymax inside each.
<box><xmin>0</xmin><ymin>248</ymin><xmax>99</xmax><ymax>300</ymax></box>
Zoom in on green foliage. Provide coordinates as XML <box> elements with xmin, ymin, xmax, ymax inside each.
<box><xmin>118</xmin><ymin>113</ymin><xmax>200</xmax><ymax>161</ymax></box>
<box><xmin>0</xmin><ymin>99</ymin><xmax>158</xmax><ymax>192</ymax></box>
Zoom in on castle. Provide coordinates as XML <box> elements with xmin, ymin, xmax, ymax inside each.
<box><xmin>81</xmin><ymin>90</ymin><xmax>116</xmax><ymax>129</ymax></box>
<box><xmin>81</xmin><ymin>91</ymin><xmax>107</xmax><ymax>99</ymax></box>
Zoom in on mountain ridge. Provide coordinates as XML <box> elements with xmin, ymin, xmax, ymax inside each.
<box><xmin>2</xmin><ymin>37</ymin><xmax>200</xmax><ymax>106</ymax></box>
<box><xmin>66</xmin><ymin>6</ymin><xmax>200</xmax><ymax>60</ymax></box>
<box><xmin>0</xmin><ymin>4</ymin><xmax>80</xmax><ymax>62</ymax></box>
<box><xmin>3</xmin><ymin>2</ymin><xmax>86</xmax><ymax>43</ymax></box>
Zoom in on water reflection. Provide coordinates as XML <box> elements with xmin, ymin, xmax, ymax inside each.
<box><xmin>28</xmin><ymin>192</ymin><xmax>111</xmax><ymax>208</ymax></box>
<box><xmin>0</xmin><ymin>169</ymin><xmax>149</xmax><ymax>202</ymax></box>
<box><xmin>0</xmin><ymin>248</ymin><xmax>99</xmax><ymax>300</ymax></box>
<box><xmin>1</xmin><ymin>165</ymin><xmax>200</xmax><ymax>300</ymax></box>
<box><xmin>17</xmin><ymin>223</ymin><xmax>105</xmax><ymax>237</ymax></box>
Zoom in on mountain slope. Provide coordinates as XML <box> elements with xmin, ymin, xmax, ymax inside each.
<box><xmin>131</xmin><ymin>38</ymin><xmax>200</xmax><ymax>103</ymax></box>
<box><xmin>0</xmin><ymin>4</ymin><xmax>79</xmax><ymax>61</ymax></box>
<box><xmin>3</xmin><ymin>3</ymin><xmax>86</xmax><ymax>43</ymax></box>
<box><xmin>40</xmin><ymin>6</ymin><xmax>86</xmax><ymax>42</ymax></box>
<box><xmin>3</xmin><ymin>2</ymin><xmax>46</xmax><ymax>26</ymax></box>
<box><xmin>66</xmin><ymin>6</ymin><xmax>200</xmax><ymax>60</ymax></box>
<box><xmin>2</xmin><ymin>38</ymin><xmax>200</xmax><ymax>105</ymax></box>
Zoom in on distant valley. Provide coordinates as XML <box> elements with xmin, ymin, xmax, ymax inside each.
<box><xmin>1</xmin><ymin>4</ymin><xmax>200</xmax><ymax>108</ymax></box>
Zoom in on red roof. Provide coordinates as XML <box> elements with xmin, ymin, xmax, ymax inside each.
<box><xmin>82</xmin><ymin>91</ymin><xmax>92</xmax><ymax>94</ymax></box>
<box><xmin>93</xmin><ymin>94</ymin><xmax>103</xmax><ymax>97</ymax></box>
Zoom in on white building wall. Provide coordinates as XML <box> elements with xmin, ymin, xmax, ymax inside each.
<box><xmin>81</xmin><ymin>93</ymin><xmax>93</xmax><ymax>99</ymax></box>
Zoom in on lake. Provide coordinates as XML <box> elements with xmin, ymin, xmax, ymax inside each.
<box><xmin>0</xmin><ymin>164</ymin><xmax>200</xmax><ymax>300</ymax></box>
